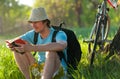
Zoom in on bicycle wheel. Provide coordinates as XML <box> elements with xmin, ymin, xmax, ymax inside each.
<box><xmin>88</xmin><ymin>23</ymin><xmax>97</xmax><ymax>53</ymax></box>
<box><xmin>88</xmin><ymin>15</ymin><xmax>110</xmax><ymax>53</ymax></box>
<box><xmin>103</xmin><ymin>15</ymin><xmax>110</xmax><ymax>40</ymax></box>
<box><xmin>90</xmin><ymin>15</ymin><xmax>110</xmax><ymax>66</ymax></box>
<box><xmin>98</xmin><ymin>15</ymin><xmax>110</xmax><ymax>50</ymax></box>
<box><xmin>90</xmin><ymin>16</ymin><xmax>102</xmax><ymax>66</ymax></box>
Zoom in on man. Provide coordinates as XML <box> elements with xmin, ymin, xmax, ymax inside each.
<box><xmin>6</xmin><ymin>7</ymin><xmax>67</xmax><ymax>79</ymax></box>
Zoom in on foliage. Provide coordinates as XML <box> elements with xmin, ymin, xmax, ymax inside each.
<box><xmin>0</xmin><ymin>0</ymin><xmax>31</xmax><ymax>33</ymax></box>
<box><xmin>33</xmin><ymin>0</ymin><xmax>77</xmax><ymax>26</ymax></box>
<box><xmin>0</xmin><ymin>0</ymin><xmax>120</xmax><ymax>34</ymax></box>
<box><xmin>33</xmin><ymin>0</ymin><xmax>120</xmax><ymax>27</ymax></box>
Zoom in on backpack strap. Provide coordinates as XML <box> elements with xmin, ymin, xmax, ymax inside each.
<box><xmin>33</xmin><ymin>22</ymin><xmax>65</xmax><ymax>57</ymax></box>
<box><xmin>52</xmin><ymin>30</ymin><xmax>67</xmax><ymax>65</ymax></box>
<box><xmin>33</xmin><ymin>32</ymin><xmax>39</xmax><ymax>56</ymax></box>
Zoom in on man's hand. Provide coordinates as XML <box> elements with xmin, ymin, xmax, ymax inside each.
<box><xmin>6</xmin><ymin>39</ymin><xmax>33</xmax><ymax>54</ymax></box>
<box><xmin>14</xmin><ymin>42</ymin><xmax>34</xmax><ymax>53</ymax></box>
<box><xmin>6</xmin><ymin>40</ymin><xmax>17</xmax><ymax>52</ymax></box>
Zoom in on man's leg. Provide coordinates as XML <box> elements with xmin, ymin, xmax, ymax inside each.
<box><xmin>41</xmin><ymin>52</ymin><xmax>60</xmax><ymax>79</ymax></box>
<box><xmin>13</xmin><ymin>52</ymin><xmax>35</xmax><ymax>79</ymax></box>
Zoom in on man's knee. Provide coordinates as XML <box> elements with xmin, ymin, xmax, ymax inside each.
<box><xmin>13</xmin><ymin>52</ymin><xmax>35</xmax><ymax>65</ymax></box>
<box><xmin>46</xmin><ymin>51</ymin><xmax>58</xmax><ymax>59</ymax></box>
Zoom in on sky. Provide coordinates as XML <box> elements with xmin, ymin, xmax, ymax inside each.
<box><xmin>18</xmin><ymin>0</ymin><xmax>34</xmax><ymax>6</ymax></box>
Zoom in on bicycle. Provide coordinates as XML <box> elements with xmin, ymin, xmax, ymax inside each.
<box><xmin>83</xmin><ymin>0</ymin><xmax>119</xmax><ymax>66</ymax></box>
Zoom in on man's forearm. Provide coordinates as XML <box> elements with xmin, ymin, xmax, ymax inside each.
<box><xmin>33</xmin><ymin>42</ymin><xmax>67</xmax><ymax>52</ymax></box>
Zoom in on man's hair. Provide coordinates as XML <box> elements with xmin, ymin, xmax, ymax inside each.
<box><xmin>42</xmin><ymin>19</ymin><xmax>50</xmax><ymax>28</ymax></box>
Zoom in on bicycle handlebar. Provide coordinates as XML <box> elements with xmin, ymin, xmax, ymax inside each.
<box><xmin>107</xmin><ymin>0</ymin><xmax>119</xmax><ymax>9</ymax></box>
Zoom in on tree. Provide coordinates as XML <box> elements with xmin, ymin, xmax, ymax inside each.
<box><xmin>33</xmin><ymin>0</ymin><xmax>83</xmax><ymax>27</ymax></box>
<box><xmin>74</xmin><ymin>0</ymin><xmax>83</xmax><ymax>27</ymax></box>
<box><xmin>0</xmin><ymin>0</ymin><xmax>31</xmax><ymax>33</ymax></box>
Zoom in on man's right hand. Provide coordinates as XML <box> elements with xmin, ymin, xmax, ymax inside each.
<box><xmin>6</xmin><ymin>40</ymin><xmax>16</xmax><ymax>52</ymax></box>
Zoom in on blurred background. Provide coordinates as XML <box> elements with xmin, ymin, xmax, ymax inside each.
<box><xmin>0</xmin><ymin>0</ymin><xmax>120</xmax><ymax>37</ymax></box>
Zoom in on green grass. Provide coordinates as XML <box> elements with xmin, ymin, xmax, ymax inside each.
<box><xmin>72</xmin><ymin>40</ymin><xmax>120</xmax><ymax>79</ymax></box>
<box><xmin>0</xmin><ymin>26</ymin><xmax>120</xmax><ymax>79</ymax></box>
<box><xmin>0</xmin><ymin>45</ymin><xmax>25</xmax><ymax>79</ymax></box>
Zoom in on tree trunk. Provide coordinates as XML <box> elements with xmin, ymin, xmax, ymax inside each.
<box><xmin>74</xmin><ymin>0</ymin><xmax>83</xmax><ymax>27</ymax></box>
<box><xmin>0</xmin><ymin>17</ymin><xmax>3</xmax><ymax>34</ymax></box>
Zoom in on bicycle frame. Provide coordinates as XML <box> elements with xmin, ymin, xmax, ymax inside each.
<box><xmin>90</xmin><ymin>0</ymin><xmax>109</xmax><ymax>41</ymax></box>
<box><xmin>89</xmin><ymin>0</ymin><xmax>110</xmax><ymax>66</ymax></box>
<box><xmin>100</xmin><ymin>0</ymin><xmax>109</xmax><ymax>40</ymax></box>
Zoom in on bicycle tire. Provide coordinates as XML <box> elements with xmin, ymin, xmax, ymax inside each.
<box><xmin>88</xmin><ymin>22</ymin><xmax>97</xmax><ymax>53</ymax></box>
<box><xmin>99</xmin><ymin>15</ymin><xmax>110</xmax><ymax>50</ymax></box>
<box><xmin>89</xmin><ymin>15</ymin><xmax>110</xmax><ymax>66</ymax></box>
<box><xmin>90</xmin><ymin>16</ymin><xmax>102</xmax><ymax>66</ymax></box>
<box><xmin>103</xmin><ymin>15</ymin><xmax>110</xmax><ymax>40</ymax></box>
<box><xmin>88</xmin><ymin>15</ymin><xmax>110</xmax><ymax>54</ymax></box>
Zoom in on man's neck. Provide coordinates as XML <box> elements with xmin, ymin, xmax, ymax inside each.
<box><xmin>40</xmin><ymin>27</ymin><xmax>50</xmax><ymax>39</ymax></box>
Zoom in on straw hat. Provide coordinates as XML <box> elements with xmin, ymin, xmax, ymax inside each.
<box><xmin>28</xmin><ymin>7</ymin><xmax>48</xmax><ymax>22</ymax></box>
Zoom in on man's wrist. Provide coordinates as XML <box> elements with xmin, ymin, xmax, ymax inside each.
<box><xmin>32</xmin><ymin>45</ymin><xmax>37</xmax><ymax>52</ymax></box>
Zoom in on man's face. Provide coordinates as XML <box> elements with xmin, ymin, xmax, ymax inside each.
<box><xmin>30</xmin><ymin>21</ymin><xmax>45</xmax><ymax>33</ymax></box>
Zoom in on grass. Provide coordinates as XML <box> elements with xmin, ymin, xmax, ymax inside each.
<box><xmin>0</xmin><ymin>45</ymin><xmax>25</xmax><ymax>79</ymax></box>
<box><xmin>0</xmin><ymin>26</ymin><xmax>120</xmax><ymax>79</ymax></box>
<box><xmin>71</xmin><ymin>44</ymin><xmax>120</xmax><ymax>79</ymax></box>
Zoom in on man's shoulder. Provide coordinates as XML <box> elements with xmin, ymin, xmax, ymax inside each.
<box><xmin>24</xmin><ymin>30</ymin><xmax>35</xmax><ymax>34</ymax></box>
<box><xmin>22</xmin><ymin>30</ymin><xmax>35</xmax><ymax>37</ymax></box>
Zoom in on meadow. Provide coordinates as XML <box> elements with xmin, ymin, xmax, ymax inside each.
<box><xmin>0</xmin><ymin>26</ymin><xmax>120</xmax><ymax>79</ymax></box>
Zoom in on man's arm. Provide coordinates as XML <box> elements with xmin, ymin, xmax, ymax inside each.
<box><xmin>14</xmin><ymin>41</ymin><xmax>67</xmax><ymax>53</ymax></box>
<box><xmin>33</xmin><ymin>41</ymin><xmax>67</xmax><ymax>52</ymax></box>
<box><xmin>15</xmin><ymin>31</ymin><xmax>67</xmax><ymax>53</ymax></box>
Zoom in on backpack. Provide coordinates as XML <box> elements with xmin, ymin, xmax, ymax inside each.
<box><xmin>33</xmin><ymin>22</ymin><xmax>82</xmax><ymax>70</ymax></box>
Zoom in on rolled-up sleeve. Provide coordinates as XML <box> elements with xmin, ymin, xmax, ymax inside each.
<box><xmin>55</xmin><ymin>31</ymin><xmax>67</xmax><ymax>43</ymax></box>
